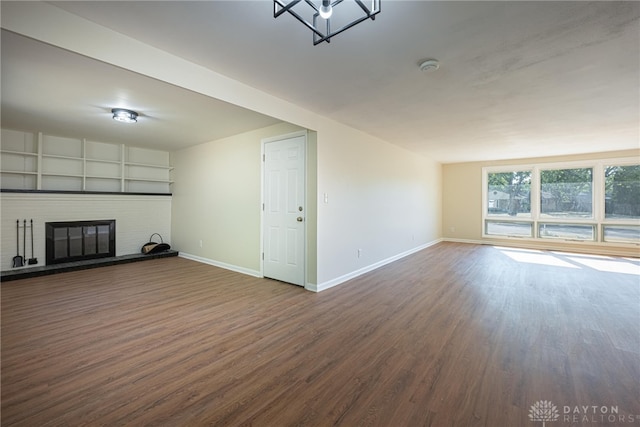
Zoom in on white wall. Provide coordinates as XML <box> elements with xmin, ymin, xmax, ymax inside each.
<box><xmin>0</xmin><ymin>193</ymin><xmax>171</xmax><ymax>271</ymax></box>
<box><xmin>171</xmin><ymin>122</ymin><xmax>308</xmax><ymax>278</ymax></box>
<box><xmin>315</xmin><ymin>121</ymin><xmax>442</xmax><ymax>290</ymax></box>
<box><xmin>170</xmin><ymin>117</ymin><xmax>440</xmax><ymax>291</ymax></box>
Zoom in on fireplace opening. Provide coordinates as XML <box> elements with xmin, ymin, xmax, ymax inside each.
<box><xmin>46</xmin><ymin>220</ymin><xmax>115</xmax><ymax>265</ymax></box>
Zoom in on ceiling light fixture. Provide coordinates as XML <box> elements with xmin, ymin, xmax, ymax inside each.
<box><xmin>111</xmin><ymin>108</ymin><xmax>138</xmax><ymax>123</ymax></box>
<box><xmin>319</xmin><ymin>0</ymin><xmax>333</xmax><ymax>19</ymax></box>
<box><xmin>274</xmin><ymin>0</ymin><xmax>381</xmax><ymax>45</ymax></box>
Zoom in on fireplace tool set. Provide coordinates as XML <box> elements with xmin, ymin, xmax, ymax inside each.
<box><xmin>12</xmin><ymin>219</ymin><xmax>38</xmax><ymax>268</ymax></box>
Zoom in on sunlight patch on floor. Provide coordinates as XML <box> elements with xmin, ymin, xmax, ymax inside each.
<box><xmin>566</xmin><ymin>257</ymin><xmax>640</xmax><ymax>275</ymax></box>
<box><xmin>496</xmin><ymin>247</ymin><xmax>640</xmax><ymax>275</ymax></box>
<box><xmin>499</xmin><ymin>249</ymin><xmax>580</xmax><ymax>268</ymax></box>
<box><xmin>551</xmin><ymin>251</ymin><xmax>612</xmax><ymax>259</ymax></box>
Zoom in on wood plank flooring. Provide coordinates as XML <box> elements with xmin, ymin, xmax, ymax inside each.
<box><xmin>2</xmin><ymin>242</ymin><xmax>639</xmax><ymax>426</ymax></box>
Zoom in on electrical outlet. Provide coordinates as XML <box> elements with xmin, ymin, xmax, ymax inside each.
<box><xmin>199</xmin><ymin>240</ymin><xmax>203</xmax><ymax>248</ymax></box>
<box><xmin>357</xmin><ymin>249</ymin><xmax>362</xmax><ymax>258</ymax></box>
<box><xmin>450</xmin><ymin>227</ymin><xmax>456</xmax><ymax>233</ymax></box>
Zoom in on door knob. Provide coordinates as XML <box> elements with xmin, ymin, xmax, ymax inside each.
<box><xmin>297</xmin><ymin>217</ymin><xmax>303</xmax><ymax>222</ymax></box>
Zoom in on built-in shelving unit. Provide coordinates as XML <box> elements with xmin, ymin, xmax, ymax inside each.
<box><xmin>1</xmin><ymin>129</ymin><xmax>172</xmax><ymax>194</ymax></box>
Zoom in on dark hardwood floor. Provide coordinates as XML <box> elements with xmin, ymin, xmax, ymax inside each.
<box><xmin>2</xmin><ymin>242</ymin><xmax>639</xmax><ymax>426</ymax></box>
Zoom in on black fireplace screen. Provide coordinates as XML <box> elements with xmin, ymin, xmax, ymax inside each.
<box><xmin>46</xmin><ymin>220</ymin><xmax>115</xmax><ymax>265</ymax></box>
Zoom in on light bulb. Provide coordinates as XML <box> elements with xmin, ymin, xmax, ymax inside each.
<box><xmin>319</xmin><ymin>1</ymin><xmax>332</xmax><ymax>19</ymax></box>
<box><xmin>112</xmin><ymin>108</ymin><xmax>138</xmax><ymax>123</ymax></box>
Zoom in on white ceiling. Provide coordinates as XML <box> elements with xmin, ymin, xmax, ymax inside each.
<box><xmin>2</xmin><ymin>1</ymin><xmax>639</xmax><ymax>163</ymax></box>
<box><xmin>0</xmin><ymin>29</ymin><xmax>281</xmax><ymax>152</ymax></box>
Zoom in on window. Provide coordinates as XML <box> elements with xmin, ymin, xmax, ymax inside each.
<box><xmin>486</xmin><ymin>221</ymin><xmax>532</xmax><ymax>237</ymax></box>
<box><xmin>483</xmin><ymin>159</ymin><xmax>639</xmax><ymax>246</ymax></box>
<box><xmin>605</xmin><ymin>165</ymin><xmax>640</xmax><ymax>220</ymax></box>
<box><xmin>603</xmin><ymin>225</ymin><xmax>640</xmax><ymax>244</ymax></box>
<box><xmin>487</xmin><ymin>171</ymin><xmax>531</xmax><ymax>217</ymax></box>
<box><xmin>540</xmin><ymin>168</ymin><xmax>592</xmax><ymax>219</ymax></box>
<box><xmin>538</xmin><ymin>223</ymin><xmax>595</xmax><ymax>241</ymax></box>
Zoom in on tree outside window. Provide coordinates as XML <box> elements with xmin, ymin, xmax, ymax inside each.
<box><xmin>487</xmin><ymin>171</ymin><xmax>531</xmax><ymax>217</ymax></box>
<box><xmin>540</xmin><ymin>168</ymin><xmax>592</xmax><ymax>218</ymax></box>
<box><xmin>605</xmin><ymin>165</ymin><xmax>640</xmax><ymax>219</ymax></box>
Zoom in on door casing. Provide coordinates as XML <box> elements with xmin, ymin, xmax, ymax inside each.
<box><xmin>261</xmin><ymin>130</ymin><xmax>307</xmax><ymax>286</ymax></box>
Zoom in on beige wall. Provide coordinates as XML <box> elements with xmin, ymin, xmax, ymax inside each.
<box><xmin>171</xmin><ymin>122</ymin><xmax>312</xmax><ymax>277</ymax></box>
<box><xmin>443</xmin><ymin>149</ymin><xmax>640</xmax><ymax>256</ymax></box>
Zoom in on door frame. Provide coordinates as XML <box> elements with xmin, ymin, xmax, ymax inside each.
<box><xmin>260</xmin><ymin>130</ymin><xmax>308</xmax><ymax>286</ymax></box>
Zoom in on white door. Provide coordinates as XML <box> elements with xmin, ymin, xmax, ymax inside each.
<box><xmin>263</xmin><ymin>135</ymin><xmax>306</xmax><ymax>286</ymax></box>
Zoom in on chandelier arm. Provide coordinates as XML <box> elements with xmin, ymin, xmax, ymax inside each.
<box><xmin>274</xmin><ymin>0</ymin><xmax>380</xmax><ymax>45</ymax></box>
<box><xmin>312</xmin><ymin>13</ymin><xmax>331</xmax><ymax>45</ymax></box>
<box><xmin>354</xmin><ymin>0</ymin><xmax>373</xmax><ymax>15</ymax></box>
<box><xmin>314</xmin><ymin>13</ymin><xmax>374</xmax><ymax>44</ymax></box>
<box><xmin>303</xmin><ymin>0</ymin><xmax>319</xmax><ymax>12</ymax></box>
<box><xmin>355</xmin><ymin>0</ymin><xmax>381</xmax><ymax>16</ymax></box>
<box><xmin>287</xmin><ymin>8</ymin><xmax>328</xmax><ymax>39</ymax></box>
<box><xmin>273</xmin><ymin>0</ymin><xmax>302</xmax><ymax>18</ymax></box>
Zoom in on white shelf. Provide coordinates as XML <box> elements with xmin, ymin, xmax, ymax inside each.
<box><xmin>2</xmin><ymin>170</ymin><xmax>38</xmax><ymax>175</ymax></box>
<box><xmin>86</xmin><ymin>175</ymin><xmax>121</xmax><ymax>180</ymax></box>
<box><xmin>1</xmin><ymin>129</ymin><xmax>173</xmax><ymax>193</ymax></box>
<box><xmin>42</xmin><ymin>172</ymin><xmax>84</xmax><ymax>178</ymax></box>
<box><xmin>125</xmin><ymin>161</ymin><xmax>173</xmax><ymax>170</ymax></box>
<box><xmin>0</xmin><ymin>150</ymin><xmax>38</xmax><ymax>157</ymax></box>
<box><xmin>125</xmin><ymin>177</ymin><xmax>174</xmax><ymax>183</ymax></box>
<box><xmin>86</xmin><ymin>158</ymin><xmax>122</xmax><ymax>165</ymax></box>
<box><xmin>42</xmin><ymin>153</ymin><xmax>83</xmax><ymax>161</ymax></box>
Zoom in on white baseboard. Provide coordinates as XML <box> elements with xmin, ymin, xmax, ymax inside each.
<box><xmin>441</xmin><ymin>237</ymin><xmax>484</xmax><ymax>245</ymax></box>
<box><xmin>442</xmin><ymin>237</ymin><xmax>640</xmax><ymax>257</ymax></box>
<box><xmin>312</xmin><ymin>239</ymin><xmax>443</xmax><ymax>293</ymax></box>
<box><xmin>178</xmin><ymin>253</ymin><xmax>261</xmax><ymax>278</ymax></box>
<box><xmin>181</xmin><ymin>239</ymin><xmax>449</xmax><ymax>293</ymax></box>
<box><xmin>304</xmin><ymin>283</ymin><xmax>319</xmax><ymax>292</ymax></box>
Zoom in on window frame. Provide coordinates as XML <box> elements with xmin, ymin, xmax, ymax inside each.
<box><xmin>485</xmin><ymin>220</ymin><xmax>533</xmax><ymax>238</ymax></box>
<box><xmin>602</xmin><ymin>224</ymin><xmax>640</xmax><ymax>244</ymax></box>
<box><xmin>538</xmin><ymin>165</ymin><xmax>595</xmax><ymax>220</ymax></box>
<box><xmin>537</xmin><ymin>222</ymin><xmax>597</xmax><ymax>242</ymax></box>
<box><xmin>485</xmin><ymin>169</ymin><xmax>533</xmax><ymax>219</ymax></box>
<box><xmin>482</xmin><ymin>157</ymin><xmax>639</xmax><ymax>247</ymax></box>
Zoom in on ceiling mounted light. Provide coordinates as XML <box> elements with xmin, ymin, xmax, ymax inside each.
<box><xmin>111</xmin><ymin>108</ymin><xmax>138</xmax><ymax>123</ymax></box>
<box><xmin>274</xmin><ymin>0</ymin><xmax>381</xmax><ymax>45</ymax></box>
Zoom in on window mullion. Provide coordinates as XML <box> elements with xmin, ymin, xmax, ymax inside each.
<box><xmin>593</xmin><ymin>162</ymin><xmax>604</xmax><ymax>241</ymax></box>
<box><xmin>531</xmin><ymin>166</ymin><xmax>540</xmax><ymax>236</ymax></box>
